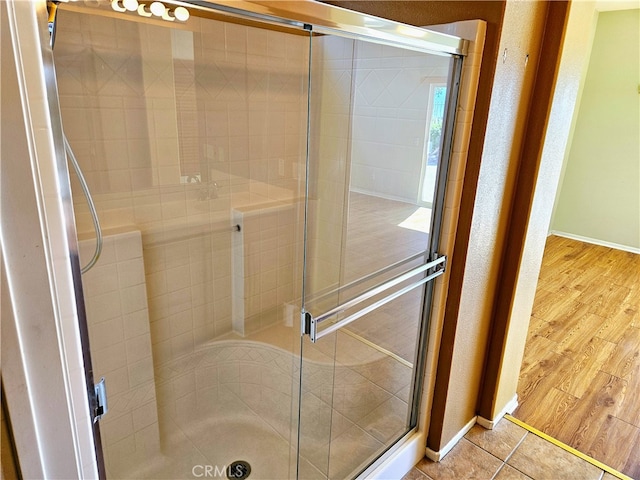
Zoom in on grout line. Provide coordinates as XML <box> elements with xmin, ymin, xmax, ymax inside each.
<box><xmin>489</xmin><ymin>462</ymin><xmax>506</xmax><ymax>480</ymax></box>
<box><xmin>503</xmin><ymin>430</ymin><xmax>528</xmax><ymax>465</ymax></box>
<box><xmin>474</xmin><ymin>432</ymin><xmax>534</xmax><ymax>480</ymax></box>
<box><xmin>501</xmin><ymin>432</ymin><xmax>538</xmax><ymax>480</ymax></box>
<box><xmin>505</xmin><ymin>415</ymin><xmax>633</xmax><ymax>480</ymax></box>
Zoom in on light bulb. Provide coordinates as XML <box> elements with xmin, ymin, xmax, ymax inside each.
<box><xmin>137</xmin><ymin>3</ymin><xmax>152</xmax><ymax>16</ymax></box>
<box><xmin>162</xmin><ymin>9</ymin><xmax>175</xmax><ymax>21</ymax></box>
<box><xmin>150</xmin><ymin>1</ymin><xmax>165</xmax><ymax>16</ymax></box>
<box><xmin>174</xmin><ymin>6</ymin><xmax>189</xmax><ymax>21</ymax></box>
<box><xmin>123</xmin><ymin>0</ymin><xmax>138</xmax><ymax>11</ymax></box>
<box><xmin>111</xmin><ymin>0</ymin><xmax>126</xmax><ymax>12</ymax></box>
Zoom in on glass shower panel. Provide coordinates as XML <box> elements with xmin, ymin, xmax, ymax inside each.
<box><xmin>299</xmin><ymin>287</ymin><xmax>426</xmax><ymax>479</ymax></box>
<box><xmin>304</xmin><ymin>36</ymin><xmax>452</xmax><ymax>311</ymax></box>
<box><xmin>300</xmin><ymin>34</ymin><xmax>454</xmax><ymax>478</ymax></box>
<box><xmin>54</xmin><ymin>6</ymin><xmax>309</xmax><ymax>478</ymax></box>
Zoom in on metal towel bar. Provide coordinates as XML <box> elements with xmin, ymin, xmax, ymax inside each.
<box><xmin>303</xmin><ymin>255</ymin><xmax>446</xmax><ymax>342</ymax></box>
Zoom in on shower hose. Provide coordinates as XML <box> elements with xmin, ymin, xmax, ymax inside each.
<box><xmin>49</xmin><ymin>4</ymin><xmax>102</xmax><ymax>274</ymax></box>
<box><xmin>64</xmin><ymin>136</ymin><xmax>103</xmax><ymax>274</ymax></box>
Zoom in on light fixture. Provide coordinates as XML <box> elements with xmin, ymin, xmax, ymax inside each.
<box><xmin>149</xmin><ymin>1</ymin><xmax>165</xmax><ymax>16</ymax></box>
<box><xmin>174</xmin><ymin>6</ymin><xmax>189</xmax><ymax>21</ymax></box>
<box><xmin>137</xmin><ymin>2</ymin><xmax>152</xmax><ymax>16</ymax></box>
<box><xmin>162</xmin><ymin>8</ymin><xmax>175</xmax><ymax>21</ymax></box>
<box><xmin>109</xmin><ymin>0</ymin><xmax>189</xmax><ymax>22</ymax></box>
<box><xmin>111</xmin><ymin>0</ymin><xmax>126</xmax><ymax>12</ymax></box>
<box><xmin>122</xmin><ymin>0</ymin><xmax>138</xmax><ymax>12</ymax></box>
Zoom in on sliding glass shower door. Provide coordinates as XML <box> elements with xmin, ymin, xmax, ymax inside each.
<box><xmin>47</xmin><ymin>0</ymin><xmax>463</xmax><ymax>477</ymax></box>
<box><xmin>298</xmin><ymin>34</ymin><xmax>456</xmax><ymax>479</ymax></box>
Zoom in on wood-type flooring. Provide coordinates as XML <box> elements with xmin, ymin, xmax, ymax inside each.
<box><xmin>514</xmin><ymin>235</ymin><xmax>640</xmax><ymax>479</ymax></box>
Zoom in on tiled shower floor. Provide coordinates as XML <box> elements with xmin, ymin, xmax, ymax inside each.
<box><xmin>106</xmin><ymin>329</ymin><xmax>412</xmax><ymax>479</ymax></box>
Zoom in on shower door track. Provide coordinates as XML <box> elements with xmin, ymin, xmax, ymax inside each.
<box><xmin>186</xmin><ymin>0</ymin><xmax>468</xmax><ymax>56</ymax></box>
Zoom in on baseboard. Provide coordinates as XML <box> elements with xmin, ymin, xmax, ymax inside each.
<box><xmin>477</xmin><ymin>394</ymin><xmax>518</xmax><ymax>429</ymax></box>
<box><xmin>349</xmin><ymin>187</ymin><xmax>416</xmax><ymax>205</ymax></box>
<box><xmin>425</xmin><ymin>416</ymin><xmax>477</xmax><ymax>462</ymax></box>
<box><xmin>549</xmin><ymin>231</ymin><xmax>640</xmax><ymax>255</ymax></box>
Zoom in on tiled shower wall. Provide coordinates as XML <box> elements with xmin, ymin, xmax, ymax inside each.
<box><xmin>79</xmin><ymin>230</ymin><xmax>160</xmax><ymax>476</ymax></box>
<box><xmin>350</xmin><ymin>43</ymin><xmax>450</xmax><ymax>203</ymax></box>
<box><xmin>55</xmin><ymin>9</ymin><xmax>308</xmax><ymax>366</ymax></box>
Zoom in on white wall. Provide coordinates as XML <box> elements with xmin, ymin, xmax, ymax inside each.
<box><xmin>551</xmin><ymin>9</ymin><xmax>640</xmax><ymax>251</ymax></box>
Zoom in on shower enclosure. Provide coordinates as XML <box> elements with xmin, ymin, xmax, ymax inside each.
<box><xmin>47</xmin><ymin>1</ymin><xmax>466</xmax><ymax>478</ymax></box>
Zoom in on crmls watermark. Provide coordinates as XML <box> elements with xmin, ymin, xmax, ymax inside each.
<box><xmin>192</xmin><ymin>461</ymin><xmax>251</xmax><ymax>479</ymax></box>
<box><xmin>192</xmin><ymin>465</ymin><xmax>228</xmax><ymax>478</ymax></box>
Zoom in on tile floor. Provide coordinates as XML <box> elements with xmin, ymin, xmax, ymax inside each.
<box><xmin>404</xmin><ymin>417</ymin><xmax>620</xmax><ymax>480</ymax></box>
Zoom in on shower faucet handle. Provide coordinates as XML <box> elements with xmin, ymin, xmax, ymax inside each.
<box><xmin>181</xmin><ymin>174</ymin><xmax>202</xmax><ymax>184</ymax></box>
<box><xmin>208</xmin><ymin>181</ymin><xmax>219</xmax><ymax>199</ymax></box>
<box><xmin>198</xmin><ymin>181</ymin><xmax>219</xmax><ymax>200</ymax></box>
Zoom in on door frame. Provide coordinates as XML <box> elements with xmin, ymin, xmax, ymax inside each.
<box><xmin>2</xmin><ymin>0</ymin><xmax>103</xmax><ymax>477</ymax></box>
